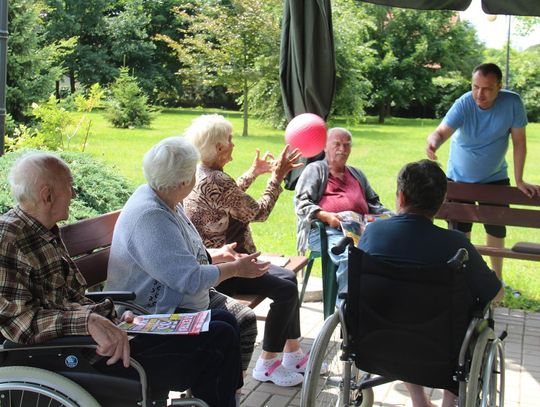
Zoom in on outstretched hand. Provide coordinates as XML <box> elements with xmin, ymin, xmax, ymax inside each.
<box><xmin>273</xmin><ymin>145</ymin><xmax>304</xmax><ymax>182</ymax></box>
<box><xmin>251</xmin><ymin>149</ymin><xmax>275</xmax><ymax>177</ymax></box>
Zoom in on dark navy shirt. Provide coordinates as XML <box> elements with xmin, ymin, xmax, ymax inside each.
<box><xmin>359</xmin><ymin>213</ymin><xmax>501</xmax><ymax>306</ymax></box>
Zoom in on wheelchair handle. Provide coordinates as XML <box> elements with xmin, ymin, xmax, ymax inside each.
<box><xmin>447</xmin><ymin>248</ymin><xmax>469</xmax><ymax>268</ymax></box>
<box><xmin>331</xmin><ymin>237</ymin><xmax>354</xmax><ymax>255</ymax></box>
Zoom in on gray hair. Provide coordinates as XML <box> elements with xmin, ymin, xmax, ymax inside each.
<box><xmin>8</xmin><ymin>152</ymin><xmax>69</xmax><ymax>205</ymax></box>
<box><xmin>327</xmin><ymin>127</ymin><xmax>352</xmax><ymax>143</ymax></box>
<box><xmin>143</xmin><ymin>137</ymin><xmax>200</xmax><ymax>191</ymax></box>
<box><xmin>184</xmin><ymin>114</ymin><xmax>232</xmax><ymax>163</ymax></box>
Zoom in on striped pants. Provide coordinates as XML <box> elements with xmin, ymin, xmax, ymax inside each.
<box><xmin>208</xmin><ymin>288</ymin><xmax>257</xmax><ymax>371</ymax></box>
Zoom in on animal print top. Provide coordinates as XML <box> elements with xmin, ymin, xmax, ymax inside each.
<box><xmin>184</xmin><ymin>165</ymin><xmax>282</xmax><ymax>254</ymax></box>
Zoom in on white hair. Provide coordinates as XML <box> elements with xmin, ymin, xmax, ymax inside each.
<box><xmin>8</xmin><ymin>152</ymin><xmax>69</xmax><ymax>205</ymax></box>
<box><xmin>143</xmin><ymin>137</ymin><xmax>200</xmax><ymax>191</ymax></box>
<box><xmin>184</xmin><ymin>114</ymin><xmax>232</xmax><ymax>163</ymax></box>
<box><xmin>327</xmin><ymin>127</ymin><xmax>352</xmax><ymax>142</ymax></box>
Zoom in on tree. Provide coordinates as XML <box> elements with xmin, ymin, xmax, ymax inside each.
<box><xmin>331</xmin><ymin>0</ymin><xmax>375</xmax><ymax>122</ymax></box>
<box><xmin>158</xmin><ymin>0</ymin><xmax>281</xmax><ymax>136</ymax></box>
<box><xmin>106</xmin><ymin>67</ymin><xmax>155</xmax><ymax>128</ymax></box>
<box><xmin>361</xmin><ymin>5</ymin><xmax>482</xmax><ymax>123</ymax></box>
<box><xmin>43</xmin><ymin>0</ymin><xmax>118</xmax><ymax>92</ymax></box>
<box><xmin>7</xmin><ymin>0</ymin><xmax>75</xmax><ymax>122</ymax></box>
<box><xmin>485</xmin><ymin>46</ymin><xmax>540</xmax><ymax>122</ymax></box>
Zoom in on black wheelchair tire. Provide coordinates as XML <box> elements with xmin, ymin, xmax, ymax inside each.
<box><xmin>300</xmin><ymin>311</ymin><xmax>374</xmax><ymax>407</ymax></box>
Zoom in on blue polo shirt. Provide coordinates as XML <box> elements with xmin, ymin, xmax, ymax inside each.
<box><xmin>444</xmin><ymin>90</ymin><xmax>527</xmax><ymax>183</ymax></box>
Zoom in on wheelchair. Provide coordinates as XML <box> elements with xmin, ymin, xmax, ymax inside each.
<box><xmin>0</xmin><ymin>292</ymin><xmax>209</xmax><ymax>407</ymax></box>
<box><xmin>301</xmin><ymin>240</ymin><xmax>506</xmax><ymax>407</ymax></box>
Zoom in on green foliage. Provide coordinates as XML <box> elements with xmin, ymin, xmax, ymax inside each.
<box><xmin>361</xmin><ymin>5</ymin><xmax>483</xmax><ymax>123</ymax></box>
<box><xmin>331</xmin><ymin>0</ymin><xmax>375</xmax><ymax>122</ymax></box>
<box><xmin>31</xmin><ymin>95</ymin><xmax>74</xmax><ymax>149</ymax></box>
<box><xmin>5</xmin><ymin>85</ymin><xmax>105</xmax><ymax>152</ymax></box>
<box><xmin>0</xmin><ymin>149</ymin><xmax>134</xmax><ymax>223</ymax></box>
<box><xmin>106</xmin><ymin>68</ymin><xmax>156</xmax><ymax>128</ymax></box>
<box><xmin>4</xmin><ymin>124</ymin><xmax>46</xmax><ymax>152</ymax></box>
<box><xmin>483</xmin><ymin>47</ymin><xmax>540</xmax><ymax>122</ymax></box>
<box><xmin>159</xmin><ymin>0</ymin><xmax>281</xmax><ymax>136</ymax></box>
<box><xmin>432</xmin><ymin>72</ymin><xmax>470</xmax><ymax>118</ymax></box>
<box><xmin>43</xmin><ymin>0</ymin><xmax>118</xmax><ymax>89</ymax></box>
<box><xmin>7</xmin><ymin>0</ymin><xmax>75</xmax><ymax>121</ymax></box>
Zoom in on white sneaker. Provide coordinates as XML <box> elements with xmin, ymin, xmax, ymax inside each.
<box><xmin>282</xmin><ymin>351</ymin><xmax>329</xmax><ymax>375</ymax></box>
<box><xmin>252</xmin><ymin>359</ymin><xmax>304</xmax><ymax>386</ymax></box>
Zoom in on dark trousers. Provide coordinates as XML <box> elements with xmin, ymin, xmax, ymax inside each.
<box><xmin>102</xmin><ymin>309</ymin><xmax>242</xmax><ymax>407</ymax></box>
<box><xmin>217</xmin><ymin>265</ymin><xmax>301</xmax><ymax>353</ymax></box>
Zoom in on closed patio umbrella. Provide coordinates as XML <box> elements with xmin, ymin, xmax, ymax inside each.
<box><xmin>280</xmin><ymin>0</ymin><xmax>335</xmax><ymax>189</ymax></box>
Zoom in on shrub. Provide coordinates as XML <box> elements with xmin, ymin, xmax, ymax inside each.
<box><xmin>0</xmin><ymin>149</ymin><xmax>135</xmax><ymax>223</ymax></box>
<box><xmin>106</xmin><ymin>67</ymin><xmax>157</xmax><ymax>128</ymax></box>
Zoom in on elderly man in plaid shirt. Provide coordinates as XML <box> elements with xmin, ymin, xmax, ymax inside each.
<box><xmin>0</xmin><ymin>152</ymin><xmax>243</xmax><ymax>407</ymax></box>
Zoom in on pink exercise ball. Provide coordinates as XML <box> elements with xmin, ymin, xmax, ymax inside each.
<box><xmin>284</xmin><ymin>113</ymin><xmax>327</xmax><ymax>158</ymax></box>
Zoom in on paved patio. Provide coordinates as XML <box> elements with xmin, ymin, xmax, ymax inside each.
<box><xmin>240</xmin><ymin>278</ymin><xmax>540</xmax><ymax>407</ymax></box>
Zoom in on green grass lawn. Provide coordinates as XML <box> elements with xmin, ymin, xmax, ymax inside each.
<box><xmin>74</xmin><ymin>108</ymin><xmax>540</xmax><ymax>310</ymax></box>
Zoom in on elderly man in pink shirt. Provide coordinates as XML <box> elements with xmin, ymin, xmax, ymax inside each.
<box><xmin>294</xmin><ymin>127</ymin><xmax>389</xmax><ymax>301</ymax></box>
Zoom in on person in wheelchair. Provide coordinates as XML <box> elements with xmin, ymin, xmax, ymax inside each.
<box><xmin>0</xmin><ymin>152</ymin><xmax>243</xmax><ymax>407</ymax></box>
<box><xmin>358</xmin><ymin>159</ymin><xmax>503</xmax><ymax>407</ymax></box>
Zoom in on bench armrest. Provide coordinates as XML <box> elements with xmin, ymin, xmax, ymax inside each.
<box><xmin>85</xmin><ymin>291</ymin><xmax>136</xmax><ymax>302</ymax></box>
<box><xmin>3</xmin><ymin>335</ymin><xmax>97</xmax><ymax>350</ymax></box>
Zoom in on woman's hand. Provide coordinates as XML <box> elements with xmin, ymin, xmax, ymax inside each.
<box><xmin>209</xmin><ymin>242</ymin><xmax>246</xmax><ymax>263</ymax></box>
<box><xmin>234</xmin><ymin>252</ymin><xmax>270</xmax><ymax>278</ymax></box>
<box><xmin>272</xmin><ymin>145</ymin><xmax>304</xmax><ymax>182</ymax></box>
<box><xmin>251</xmin><ymin>149</ymin><xmax>275</xmax><ymax>177</ymax></box>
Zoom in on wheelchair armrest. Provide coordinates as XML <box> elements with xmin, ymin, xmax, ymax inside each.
<box><xmin>86</xmin><ymin>291</ymin><xmax>136</xmax><ymax>302</ymax></box>
<box><xmin>3</xmin><ymin>335</ymin><xmax>97</xmax><ymax>350</ymax></box>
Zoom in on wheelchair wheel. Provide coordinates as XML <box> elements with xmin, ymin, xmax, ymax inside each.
<box><xmin>465</xmin><ymin>329</ymin><xmax>505</xmax><ymax>407</ymax></box>
<box><xmin>301</xmin><ymin>312</ymin><xmax>374</xmax><ymax>407</ymax></box>
<box><xmin>0</xmin><ymin>366</ymin><xmax>100</xmax><ymax>407</ymax></box>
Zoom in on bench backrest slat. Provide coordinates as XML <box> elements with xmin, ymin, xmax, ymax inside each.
<box><xmin>74</xmin><ymin>249</ymin><xmax>111</xmax><ymax>288</ymax></box>
<box><xmin>437</xmin><ymin>202</ymin><xmax>540</xmax><ymax>229</ymax></box>
<box><xmin>60</xmin><ymin>210</ymin><xmax>120</xmax><ymax>289</ymax></box>
<box><xmin>446</xmin><ymin>182</ymin><xmax>540</xmax><ymax>207</ymax></box>
<box><xmin>60</xmin><ymin>210</ymin><xmax>120</xmax><ymax>257</ymax></box>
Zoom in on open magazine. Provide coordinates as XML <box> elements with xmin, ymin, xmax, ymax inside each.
<box><xmin>338</xmin><ymin>211</ymin><xmax>392</xmax><ymax>245</ymax></box>
<box><xmin>118</xmin><ymin>310</ymin><xmax>211</xmax><ymax>335</ymax></box>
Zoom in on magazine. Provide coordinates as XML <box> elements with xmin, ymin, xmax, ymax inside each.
<box><xmin>338</xmin><ymin>211</ymin><xmax>393</xmax><ymax>246</ymax></box>
<box><xmin>118</xmin><ymin>310</ymin><xmax>211</xmax><ymax>335</ymax></box>
<box><xmin>338</xmin><ymin>211</ymin><xmax>364</xmax><ymax>246</ymax></box>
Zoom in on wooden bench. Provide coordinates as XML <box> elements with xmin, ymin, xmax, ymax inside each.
<box><xmin>60</xmin><ymin>211</ymin><xmax>307</xmax><ymax>309</ymax></box>
<box><xmin>434</xmin><ymin>181</ymin><xmax>540</xmax><ymax>261</ymax></box>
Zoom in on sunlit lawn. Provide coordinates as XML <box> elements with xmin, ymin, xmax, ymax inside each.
<box><xmin>74</xmin><ymin>108</ymin><xmax>540</xmax><ymax>310</ymax></box>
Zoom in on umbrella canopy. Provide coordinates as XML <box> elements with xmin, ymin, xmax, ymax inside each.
<box><xmin>360</xmin><ymin>0</ymin><xmax>540</xmax><ymax>16</ymax></box>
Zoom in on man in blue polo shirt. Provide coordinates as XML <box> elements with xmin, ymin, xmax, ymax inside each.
<box><xmin>425</xmin><ymin>62</ymin><xmax>540</xmax><ymax>282</ymax></box>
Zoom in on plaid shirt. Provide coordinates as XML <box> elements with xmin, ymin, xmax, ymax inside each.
<box><xmin>0</xmin><ymin>206</ymin><xmax>114</xmax><ymax>344</ymax></box>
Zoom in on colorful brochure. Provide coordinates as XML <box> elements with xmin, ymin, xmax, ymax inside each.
<box><xmin>118</xmin><ymin>310</ymin><xmax>211</xmax><ymax>335</ymax></box>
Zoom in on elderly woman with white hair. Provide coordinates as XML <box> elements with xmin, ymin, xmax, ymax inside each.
<box><xmin>106</xmin><ymin>137</ymin><xmax>270</xmax><ymax>387</ymax></box>
<box><xmin>184</xmin><ymin>114</ymin><xmax>313</xmax><ymax>387</ymax></box>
